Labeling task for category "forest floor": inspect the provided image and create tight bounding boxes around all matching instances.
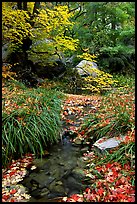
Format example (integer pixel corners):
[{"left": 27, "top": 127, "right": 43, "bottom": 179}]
[{"left": 2, "top": 87, "right": 135, "bottom": 202}]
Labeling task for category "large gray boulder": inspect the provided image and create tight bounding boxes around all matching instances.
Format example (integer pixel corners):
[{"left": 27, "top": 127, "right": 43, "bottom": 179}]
[
  {"left": 28, "top": 38, "right": 66, "bottom": 79},
  {"left": 3, "top": 38, "right": 66, "bottom": 80},
  {"left": 74, "top": 60, "right": 99, "bottom": 77}
]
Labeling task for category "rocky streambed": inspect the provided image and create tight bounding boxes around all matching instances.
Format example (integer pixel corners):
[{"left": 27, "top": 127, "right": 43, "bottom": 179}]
[
  {"left": 20, "top": 134, "right": 89, "bottom": 202},
  {"left": 19, "top": 96, "right": 98, "bottom": 202},
  {"left": 18, "top": 94, "right": 125, "bottom": 202}
]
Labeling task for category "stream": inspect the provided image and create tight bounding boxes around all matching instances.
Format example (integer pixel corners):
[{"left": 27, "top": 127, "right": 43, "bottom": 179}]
[
  {"left": 20, "top": 135, "right": 89, "bottom": 202},
  {"left": 19, "top": 97, "right": 97, "bottom": 202}
]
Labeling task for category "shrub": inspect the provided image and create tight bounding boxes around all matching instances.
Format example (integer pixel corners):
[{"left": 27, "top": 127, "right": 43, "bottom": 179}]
[
  {"left": 79, "top": 77, "right": 135, "bottom": 143},
  {"left": 54, "top": 67, "right": 84, "bottom": 94},
  {"left": 2, "top": 63, "right": 17, "bottom": 80},
  {"left": 2, "top": 80, "right": 64, "bottom": 167},
  {"left": 82, "top": 69, "right": 117, "bottom": 94},
  {"left": 112, "top": 74, "right": 135, "bottom": 88}
]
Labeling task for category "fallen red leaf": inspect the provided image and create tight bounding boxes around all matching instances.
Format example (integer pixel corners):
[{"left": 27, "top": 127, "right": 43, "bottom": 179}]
[
  {"left": 2, "top": 194, "right": 10, "bottom": 200},
  {"left": 97, "top": 187, "right": 104, "bottom": 196},
  {"left": 10, "top": 189, "right": 17, "bottom": 194},
  {"left": 9, "top": 198, "right": 15, "bottom": 202}
]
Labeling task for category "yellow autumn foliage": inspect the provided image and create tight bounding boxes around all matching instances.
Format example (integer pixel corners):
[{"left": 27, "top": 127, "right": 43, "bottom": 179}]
[
  {"left": 83, "top": 69, "right": 117, "bottom": 93},
  {"left": 76, "top": 52, "right": 117, "bottom": 93},
  {"left": 2, "top": 64, "right": 17, "bottom": 80},
  {"left": 2, "top": 2, "right": 33, "bottom": 49},
  {"left": 31, "top": 5, "right": 78, "bottom": 53},
  {"left": 2, "top": 2, "right": 79, "bottom": 61},
  {"left": 78, "top": 53, "right": 98, "bottom": 62}
]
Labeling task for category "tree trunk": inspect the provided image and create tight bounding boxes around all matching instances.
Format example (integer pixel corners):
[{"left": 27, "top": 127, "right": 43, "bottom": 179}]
[
  {"left": 33, "top": 2, "right": 40, "bottom": 15},
  {"left": 17, "top": 2, "right": 22, "bottom": 10},
  {"left": 23, "top": 2, "right": 27, "bottom": 11}
]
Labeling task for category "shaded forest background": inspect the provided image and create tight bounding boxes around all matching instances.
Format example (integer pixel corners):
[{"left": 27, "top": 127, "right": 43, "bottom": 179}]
[{"left": 2, "top": 2, "right": 135, "bottom": 87}]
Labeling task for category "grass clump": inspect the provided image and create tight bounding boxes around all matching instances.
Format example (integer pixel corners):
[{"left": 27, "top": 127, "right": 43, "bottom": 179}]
[
  {"left": 79, "top": 74, "right": 135, "bottom": 168},
  {"left": 2, "top": 80, "right": 64, "bottom": 167}
]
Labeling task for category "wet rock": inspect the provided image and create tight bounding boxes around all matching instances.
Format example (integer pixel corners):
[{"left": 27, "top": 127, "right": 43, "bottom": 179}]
[
  {"left": 72, "top": 168, "right": 86, "bottom": 181},
  {"left": 31, "top": 189, "right": 42, "bottom": 198},
  {"left": 32, "top": 159, "right": 50, "bottom": 170},
  {"left": 62, "top": 167, "right": 74, "bottom": 179},
  {"left": 40, "top": 188, "right": 50, "bottom": 197},
  {"left": 56, "top": 181, "right": 63, "bottom": 185},
  {"left": 64, "top": 176, "right": 85, "bottom": 192},
  {"left": 31, "top": 186, "right": 37, "bottom": 191},
  {"left": 28, "top": 172, "right": 55, "bottom": 189},
  {"left": 20, "top": 129, "right": 88, "bottom": 202},
  {"left": 58, "top": 162, "right": 65, "bottom": 166},
  {"left": 51, "top": 167, "right": 64, "bottom": 179},
  {"left": 49, "top": 181, "right": 66, "bottom": 195},
  {"left": 20, "top": 177, "right": 35, "bottom": 191},
  {"left": 76, "top": 157, "right": 86, "bottom": 168}
]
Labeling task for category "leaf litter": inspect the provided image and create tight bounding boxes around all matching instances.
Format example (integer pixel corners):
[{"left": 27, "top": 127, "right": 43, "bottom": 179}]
[{"left": 2, "top": 91, "right": 135, "bottom": 202}]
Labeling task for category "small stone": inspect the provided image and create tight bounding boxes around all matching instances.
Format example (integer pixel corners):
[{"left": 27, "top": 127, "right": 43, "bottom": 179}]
[
  {"left": 49, "top": 181, "right": 65, "bottom": 194},
  {"left": 56, "top": 181, "right": 63, "bottom": 185},
  {"left": 73, "top": 138, "right": 82, "bottom": 145},
  {"left": 81, "top": 147, "right": 89, "bottom": 153},
  {"left": 40, "top": 188, "right": 50, "bottom": 197}
]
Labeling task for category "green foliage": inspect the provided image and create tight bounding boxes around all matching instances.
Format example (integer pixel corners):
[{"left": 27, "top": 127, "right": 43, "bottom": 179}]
[
  {"left": 99, "top": 45, "right": 135, "bottom": 74},
  {"left": 2, "top": 2, "right": 135, "bottom": 76},
  {"left": 29, "top": 4, "right": 79, "bottom": 64},
  {"left": 69, "top": 2, "right": 135, "bottom": 74},
  {"left": 96, "top": 141, "right": 135, "bottom": 168},
  {"left": 80, "top": 75, "right": 135, "bottom": 142},
  {"left": 2, "top": 80, "right": 64, "bottom": 167},
  {"left": 112, "top": 74, "right": 135, "bottom": 88}
]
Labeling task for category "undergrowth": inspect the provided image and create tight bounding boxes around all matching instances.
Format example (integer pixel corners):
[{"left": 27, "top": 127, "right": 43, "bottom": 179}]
[{"left": 2, "top": 79, "right": 64, "bottom": 167}]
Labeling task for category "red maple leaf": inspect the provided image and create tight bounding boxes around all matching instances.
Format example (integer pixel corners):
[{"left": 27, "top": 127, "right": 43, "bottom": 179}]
[
  {"left": 97, "top": 187, "right": 104, "bottom": 196},
  {"left": 2, "top": 194, "right": 10, "bottom": 201},
  {"left": 10, "top": 189, "right": 17, "bottom": 194},
  {"left": 106, "top": 163, "right": 112, "bottom": 169}
]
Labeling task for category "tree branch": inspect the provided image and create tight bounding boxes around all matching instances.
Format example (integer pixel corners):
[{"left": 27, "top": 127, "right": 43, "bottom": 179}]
[
  {"left": 33, "top": 2, "right": 40, "bottom": 15},
  {"left": 23, "top": 2, "right": 27, "bottom": 11},
  {"left": 69, "top": 7, "right": 79, "bottom": 13},
  {"left": 17, "top": 2, "right": 22, "bottom": 10},
  {"left": 74, "top": 11, "right": 86, "bottom": 20},
  {"left": 31, "top": 50, "right": 49, "bottom": 54}
]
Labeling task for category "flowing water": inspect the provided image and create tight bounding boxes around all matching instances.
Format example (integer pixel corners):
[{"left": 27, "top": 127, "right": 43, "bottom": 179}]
[
  {"left": 20, "top": 135, "right": 88, "bottom": 202},
  {"left": 20, "top": 99, "right": 96, "bottom": 202}
]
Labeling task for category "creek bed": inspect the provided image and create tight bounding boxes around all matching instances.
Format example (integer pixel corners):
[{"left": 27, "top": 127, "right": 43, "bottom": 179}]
[
  {"left": 20, "top": 135, "right": 89, "bottom": 202},
  {"left": 19, "top": 99, "right": 97, "bottom": 202}
]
